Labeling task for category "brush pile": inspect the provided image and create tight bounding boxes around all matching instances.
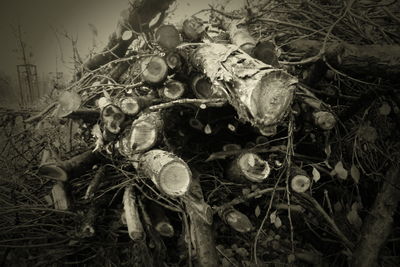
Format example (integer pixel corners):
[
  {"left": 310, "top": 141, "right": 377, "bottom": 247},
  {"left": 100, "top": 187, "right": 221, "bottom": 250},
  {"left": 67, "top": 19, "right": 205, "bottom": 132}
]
[{"left": 1, "top": 0, "right": 400, "bottom": 266}]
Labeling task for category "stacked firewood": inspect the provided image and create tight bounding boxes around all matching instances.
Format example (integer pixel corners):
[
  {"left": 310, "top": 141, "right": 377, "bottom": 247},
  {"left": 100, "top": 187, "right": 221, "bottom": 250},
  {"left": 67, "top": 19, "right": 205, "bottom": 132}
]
[{"left": 26, "top": 1, "right": 400, "bottom": 266}]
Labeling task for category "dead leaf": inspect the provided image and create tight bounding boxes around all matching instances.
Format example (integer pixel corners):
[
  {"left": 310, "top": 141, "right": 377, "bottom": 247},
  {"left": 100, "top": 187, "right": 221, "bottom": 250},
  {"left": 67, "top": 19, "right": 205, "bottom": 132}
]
[
  {"left": 312, "top": 166, "right": 321, "bottom": 182},
  {"left": 350, "top": 164, "right": 360, "bottom": 184},
  {"left": 270, "top": 210, "right": 282, "bottom": 228},
  {"left": 346, "top": 202, "right": 362, "bottom": 230},
  {"left": 55, "top": 91, "right": 81, "bottom": 118},
  {"left": 255, "top": 205, "right": 261, "bottom": 218},
  {"left": 379, "top": 102, "right": 391, "bottom": 116},
  {"left": 334, "top": 161, "right": 348, "bottom": 180}
]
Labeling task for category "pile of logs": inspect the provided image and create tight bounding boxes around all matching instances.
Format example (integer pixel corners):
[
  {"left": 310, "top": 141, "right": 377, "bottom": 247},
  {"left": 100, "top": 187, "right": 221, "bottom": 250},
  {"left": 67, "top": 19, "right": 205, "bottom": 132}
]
[{"left": 28, "top": 0, "right": 400, "bottom": 266}]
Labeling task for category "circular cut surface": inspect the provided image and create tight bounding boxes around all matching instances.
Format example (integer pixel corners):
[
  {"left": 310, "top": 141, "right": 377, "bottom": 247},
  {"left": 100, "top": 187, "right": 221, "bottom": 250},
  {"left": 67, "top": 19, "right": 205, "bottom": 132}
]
[
  {"left": 239, "top": 153, "right": 270, "bottom": 182},
  {"left": 291, "top": 175, "right": 310, "bottom": 193},
  {"left": 159, "top": 162, "right": 191, "bottom": 196},
  {"left": 130, "top": 121, "right": 157, "bottom": 151}
]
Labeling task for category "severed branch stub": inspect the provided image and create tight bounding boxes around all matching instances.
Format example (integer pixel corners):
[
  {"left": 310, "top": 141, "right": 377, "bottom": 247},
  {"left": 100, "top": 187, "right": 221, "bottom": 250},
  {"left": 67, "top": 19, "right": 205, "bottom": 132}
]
[
  {"left": 290, "top": 166, "right": 311, "bottom": 193},
  {"left": 218, "top": 206, "right": 253, "bottom": 233},
  {"left": 123, "top": 185, "right": 144, "bottom": 240},
  {"left": 226, "top": 152, "right": 270, "bottom": 183},
  {"left": 146, "top": 201, "right": 174, "bottom": 237},
  {"left": 117, "top": 111, "right": 163, "bottom": 157},
  {"left": 137, "top": 149, "right": 192, "bottom": 197},
  {"left": 190, "top": 74, "right": 225, "bottom": 99},
  {"left": 84, "top": 165, "right": 106, "bottom": 200}
]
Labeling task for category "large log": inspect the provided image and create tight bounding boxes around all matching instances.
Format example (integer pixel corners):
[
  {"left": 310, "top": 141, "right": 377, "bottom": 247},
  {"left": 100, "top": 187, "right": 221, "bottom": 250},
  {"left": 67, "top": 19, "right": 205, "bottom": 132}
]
[
  {"left": 79, "top": 0, "right": 175, "bottom": 76},
  {"left": 352, "top": 165, "right": 400, "bottom": 267},
  {"left": 286, "top": 40, "right": 400, "bottom": 81},
  {"left": 190, "top": 43, "right": 297, "bottom": 135}
]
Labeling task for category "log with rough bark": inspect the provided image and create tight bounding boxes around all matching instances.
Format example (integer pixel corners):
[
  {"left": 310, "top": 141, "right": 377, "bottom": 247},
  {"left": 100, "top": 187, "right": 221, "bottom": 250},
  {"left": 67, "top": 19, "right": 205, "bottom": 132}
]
[
  {"left": 286, "top": 40, "right": 400, "bottom": 81},
  {"left": 117, "top": 111, "right": 163, "bottom": 157},
  {"left": 183, "top": 174, "right": 219, "bottom": 267},
  {"left": 352, "top": 165, "right": 400, "bottom": 267},
  {"left": 226, "top": 152, "right": 270, "bottom": 183},
  {"left": 39, "top": 150, "right": 100, "bottom": 182},
  {"left": 79, "top": 0, "right": 175, "bottom": 76},
  {"left": 137, "top": 149, "right": 192, "bottom": 197},
  {"left": 123, "top": 185, "right": 144, "bottom": 240},
  {"left": 189, "top": 43, "right": 298, "bottom": 136}
]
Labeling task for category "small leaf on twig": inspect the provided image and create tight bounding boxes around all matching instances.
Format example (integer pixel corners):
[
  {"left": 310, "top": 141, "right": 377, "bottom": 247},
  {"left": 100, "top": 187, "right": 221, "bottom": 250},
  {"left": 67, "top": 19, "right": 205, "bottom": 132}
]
[
  {"left": 332, "top": 161, "right": 348, "bottom": 180},
  {"left": 255, "top": 205, "right": 261, "bottom": 218},
  {"left": 350, "top": 164, "right": 360, "bottom": 184},
  {"left": 379, "top": 102, "right": 391, "bottom": 116},
  {"left": 346, "top": 202, "right": 362, "bottom": 230},
  {"left": 312, "top": 166, "right": 320, "bottom": 182},
  {"left": 270, "top": 210, "right": 282, "bottom": 228}
]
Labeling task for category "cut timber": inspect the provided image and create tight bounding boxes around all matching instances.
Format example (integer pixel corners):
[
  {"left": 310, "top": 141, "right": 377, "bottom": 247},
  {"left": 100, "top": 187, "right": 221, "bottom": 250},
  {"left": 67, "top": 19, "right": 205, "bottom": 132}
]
[
  {"left": 140, "top": 56, "right": 168, "bottom": 85},
  {"left": 117, "top": 111, "right": 163, "bottom": 157},
  {"left": 146, "top": 201, "right": 174, "bottom": 237},
  {"left": 190, "top": 43, "right": 297, "bottom": 135},
  {"left": 155, "top": 24, "right": 182, "bottom": 50},
  {"left": 227, "top": 153, "right": 270, "bottom": 183},
  {"left": 159, "top": 80, "right": 186, "bottom": 100},
  {"left": 183, "top": 174, "right": 219, "bottom": 267},
  {"left": 123, "top": 185, "right": 144, "bottom": 240},
  {"left": 352, "top": 165, "right": 400, "bottom": 267},
  {"left": 253, "top": 41, "right": 280, "bottom": 67},
  {"left": 182, "top": 17, "right": 206, "bottom": 41},
  {"left": 165, "top": 51, "right": 182, "bottom": 72},
  {"left": 79, "top": 0, "right": 175, "bottom": 75},
  {"left": 286, "top": 40, "right": 400, "bottom": 81},
  {"left": 138, "top": 149, "right": 192, "bottom": 197},
  {"left": 218, "top": 207, "right": 253, "bottom": 233},
  {"left": 101, "top": 104, "right": 125, "bottom": 134},
  {"left": 39, "top": 150, "right": 100, "bottom": 182},
  {"left": 51, "top": 182, "right": 70, "bottom": 210},
  {"left": 190, "top": 74, "right": 225, "bottom": 99}
]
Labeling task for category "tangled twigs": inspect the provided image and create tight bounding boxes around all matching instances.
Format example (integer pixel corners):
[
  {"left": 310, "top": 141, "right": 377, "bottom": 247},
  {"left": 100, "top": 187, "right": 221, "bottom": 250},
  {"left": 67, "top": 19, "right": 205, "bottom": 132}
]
[{"left": 297, "top": 192, "right": 354, "bottom": 251}]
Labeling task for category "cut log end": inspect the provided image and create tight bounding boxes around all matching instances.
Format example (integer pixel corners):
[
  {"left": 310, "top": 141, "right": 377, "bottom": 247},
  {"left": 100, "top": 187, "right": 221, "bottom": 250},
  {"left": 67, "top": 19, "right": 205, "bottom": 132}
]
[
  {"left": 235, "top": 153, "right": 270, "bottom": 183},
  {"left": 141, "top": 56, "right": 168, "bottom": 84},
  {"left": 155, "top": 222, "right": 175, "bottom": 237},
  {"left": 38, "top": 165, "right": 68, "bottom": 182},
  {"left": 160, "top": 80, "right": 186, "bottom": 100},
  {"left": 118, "top": 97, "right": 140, "bottom": 116},
  {"left": 101, "top": 104, "right": 125, "bottom": 134},
  {"left": 165, "top": 52, "right": 182, "bottom": 71},
  {"left": 291, "top": 175, "right": 311, "bottom": 193},
  {"left": 182, "top": 17, "right": 205, "bottom": 41},
  {"left": 221, "top": 208, "right": 253, "bottom": 233},
  {"left": 155, "top": 24, "right": 182, "bottom": 50},
  {"left": 191, "top": 74, "right": 223, "bottom": 99},
  {"left": 313, "top": 111, "right": 336, "bottom": 130},
  {"left": 139, "top": 150, "right": 192, "bottom": 197},
  {"left": 159, "top": 161, "right": 192, "bottom": 196}
]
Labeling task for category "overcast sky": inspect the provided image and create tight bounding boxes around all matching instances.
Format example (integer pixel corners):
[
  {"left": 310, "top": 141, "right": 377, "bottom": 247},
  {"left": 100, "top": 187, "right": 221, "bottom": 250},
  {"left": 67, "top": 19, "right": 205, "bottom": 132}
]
[{"left": 0, "top": 0, "right": 244, "bottom": 81}]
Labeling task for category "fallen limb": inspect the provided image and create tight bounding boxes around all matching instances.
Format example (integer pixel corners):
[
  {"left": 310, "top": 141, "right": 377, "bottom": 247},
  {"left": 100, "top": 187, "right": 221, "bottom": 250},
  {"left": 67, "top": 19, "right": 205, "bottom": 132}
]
[
  {"left": 285, "top": 40, "right": 400, "bottom": 81},
  {"left": 123, "top": 185, "right": 144, "bottom": 240},
  {"left": 183, "top": 174, "right": 219, "bottom": 267},
  {"left": 352, "top": 165, "right": 400, "bottom": 267},
  {"left": 38, "top": 150, "right": 101, "bottom": 181}
]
